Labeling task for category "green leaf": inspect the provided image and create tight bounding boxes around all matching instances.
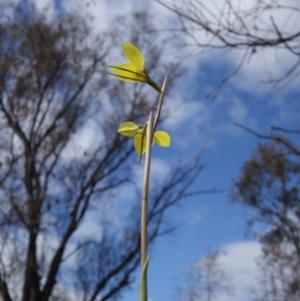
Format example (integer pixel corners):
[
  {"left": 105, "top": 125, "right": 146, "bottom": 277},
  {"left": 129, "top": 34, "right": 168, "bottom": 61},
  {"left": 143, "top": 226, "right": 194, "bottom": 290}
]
[
  {"left": 154, "top": 131, "right": 171, "bottom": 147},
  {"left": 140, "top": 258, "right": 149, "bottom": 301},
  {"left": 117, "top": 122, "right": 139, "bottom": 137},
  {"left": 133, "top": 123, "right": 148, "bottom": 164}
]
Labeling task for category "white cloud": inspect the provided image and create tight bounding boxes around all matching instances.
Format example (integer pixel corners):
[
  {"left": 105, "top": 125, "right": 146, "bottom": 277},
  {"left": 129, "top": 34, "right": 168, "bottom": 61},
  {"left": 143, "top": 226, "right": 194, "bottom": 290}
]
[
  {"left": 132, "top": 157, "right": 171, "bottom": 189},
  {"left": 163, "top": 95, "right": 212, "bottom": 151},
  {"left": 151, "top": 157, "right": 171, "bottom": 180},
  {"left": 228, "top": 98, "right": 248, "bottom": 122},
  {"left": 216, "top": 241, "right": 262, "bottom": 301},
  {"left": 31, "top": 0, "right": 55, "bottom": 20},
  {"left": 164, "top": 97, "right": 209, "bottom": 130},
  {"left": 60, "top": 0, "right": 177, "bottom": 35},
  {"left": 212, "top": 95, "right": 259, "bottom": 138},
  {"left": 62, "top": 0, "right": 121, "bottom": 32},
  {"left": 74, "top": 215, "right": 103, "bottom": 240},
  {"left": 0, "top": 0, "right": 18, "bottom": 21},
  {"left": 270, "top": 94, "right": 300, "bottom": 125},
  {"left": 178, "top": 240, "right": 263, "bottom": 301},
  {"left": 60, "top": 119, "right": 104, "bottom": 162}
]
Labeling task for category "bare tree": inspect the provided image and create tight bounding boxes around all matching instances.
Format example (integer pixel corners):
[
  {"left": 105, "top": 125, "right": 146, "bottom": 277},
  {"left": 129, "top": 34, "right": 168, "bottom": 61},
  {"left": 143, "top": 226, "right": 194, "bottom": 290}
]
[
  {"left": 156, "top": 0, "right": 300, "bottom": 97},
  {"left": 176, "top": 250, "right": 234, "bottom": 301},
  {"left": 0, "top": 6, "right": 205, "bottom": 301},
  {"left": 232, "top": 128, "right": 300, "bottom": 301}
]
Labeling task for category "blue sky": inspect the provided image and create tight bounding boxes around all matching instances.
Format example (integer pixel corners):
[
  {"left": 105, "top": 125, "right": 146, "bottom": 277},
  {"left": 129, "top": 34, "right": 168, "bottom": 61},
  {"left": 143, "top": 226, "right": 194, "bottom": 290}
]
[{"left": 7, "top": 0, "right": 300, "bottom": 301}]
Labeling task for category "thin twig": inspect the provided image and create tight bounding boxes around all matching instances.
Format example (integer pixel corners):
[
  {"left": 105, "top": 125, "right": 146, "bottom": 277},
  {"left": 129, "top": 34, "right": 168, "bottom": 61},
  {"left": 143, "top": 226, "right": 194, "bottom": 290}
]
[
  {"left": 234, "top": 122, "right": 273, "bottom": 140},
  {"left": 234, "top": 122, "right": 300, "bottom": 156}
]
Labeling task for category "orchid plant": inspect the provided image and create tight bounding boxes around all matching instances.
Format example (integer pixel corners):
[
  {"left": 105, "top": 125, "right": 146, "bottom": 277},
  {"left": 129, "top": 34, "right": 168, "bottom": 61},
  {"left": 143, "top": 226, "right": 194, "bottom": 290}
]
[
  {"left": 108, "top": 42, "right": 162, "bottom": 93},
  {"left": 108, "top": 42, "right": 170, "bottom": 301}
]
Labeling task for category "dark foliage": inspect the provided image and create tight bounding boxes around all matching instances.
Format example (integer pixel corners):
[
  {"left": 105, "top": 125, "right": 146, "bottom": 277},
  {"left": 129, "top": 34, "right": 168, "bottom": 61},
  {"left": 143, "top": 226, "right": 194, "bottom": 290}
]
[{"left": 233, "top": 131, "right": 300, "bottom": 301}]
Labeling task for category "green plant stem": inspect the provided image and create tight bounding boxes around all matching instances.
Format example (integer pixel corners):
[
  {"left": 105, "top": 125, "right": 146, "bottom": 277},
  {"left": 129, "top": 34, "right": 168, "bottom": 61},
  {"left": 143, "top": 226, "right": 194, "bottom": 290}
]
[
  {"left": 140, "top": 258, "right": 149, "bottom": 301},
  {"left": 141, "top": 111, "right": 153, "bottom": 268}
]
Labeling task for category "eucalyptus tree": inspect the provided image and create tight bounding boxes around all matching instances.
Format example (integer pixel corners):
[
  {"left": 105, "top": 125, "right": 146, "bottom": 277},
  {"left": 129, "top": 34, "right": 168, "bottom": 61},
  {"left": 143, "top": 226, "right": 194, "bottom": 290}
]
[{"left": 0, "top": 7, "right": 203, "bottom": 301}]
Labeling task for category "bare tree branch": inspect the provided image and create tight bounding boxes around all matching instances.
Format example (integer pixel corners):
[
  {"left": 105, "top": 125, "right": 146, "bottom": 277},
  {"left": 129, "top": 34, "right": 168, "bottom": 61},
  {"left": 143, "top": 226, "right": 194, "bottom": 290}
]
[{"left": 156, "top": 0, "right": 300, "bottom": 94}]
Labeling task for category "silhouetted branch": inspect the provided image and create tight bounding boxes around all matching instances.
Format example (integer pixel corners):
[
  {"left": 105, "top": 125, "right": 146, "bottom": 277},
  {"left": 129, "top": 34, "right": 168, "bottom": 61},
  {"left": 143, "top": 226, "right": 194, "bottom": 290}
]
[{"left": 234, "top": 122, "right": 300, "bottom": 156}]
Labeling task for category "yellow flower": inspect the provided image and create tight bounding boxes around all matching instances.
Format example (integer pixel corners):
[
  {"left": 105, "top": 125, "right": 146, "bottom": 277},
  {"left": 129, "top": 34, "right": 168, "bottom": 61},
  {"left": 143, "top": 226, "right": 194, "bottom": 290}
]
[
  {"left": 117, "top": 121, "right": 170, "bottom": 156},
  {"left": 108, "top": 43, "right": 162, "bottom": 93}
]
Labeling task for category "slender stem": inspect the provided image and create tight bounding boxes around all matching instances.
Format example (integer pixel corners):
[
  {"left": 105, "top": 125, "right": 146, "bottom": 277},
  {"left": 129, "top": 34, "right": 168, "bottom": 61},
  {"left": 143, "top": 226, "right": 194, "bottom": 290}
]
[
  {"left": 140, "top": 77, "right": 167, "bottom": 268},
  {"left": 141, "top": 111, "right": 153, "bottom": 268}
]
